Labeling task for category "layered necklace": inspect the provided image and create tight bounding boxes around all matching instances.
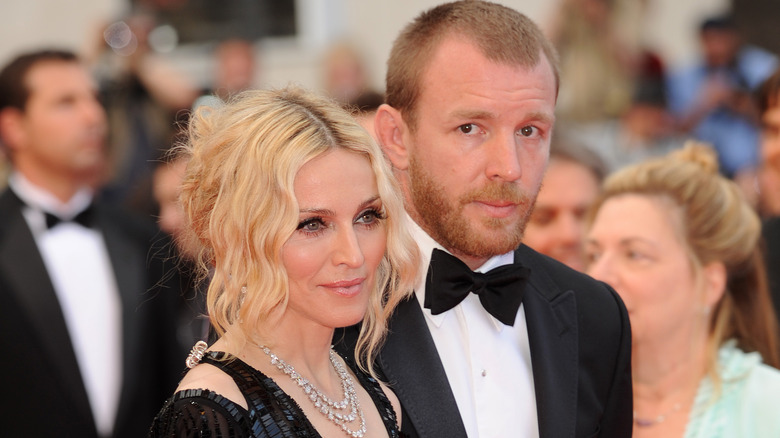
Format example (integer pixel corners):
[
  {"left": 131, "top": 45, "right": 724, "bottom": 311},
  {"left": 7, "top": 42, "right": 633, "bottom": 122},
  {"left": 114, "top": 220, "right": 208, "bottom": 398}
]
[{"left": 259, "top": 345, "right": 367, "bottom": 438}]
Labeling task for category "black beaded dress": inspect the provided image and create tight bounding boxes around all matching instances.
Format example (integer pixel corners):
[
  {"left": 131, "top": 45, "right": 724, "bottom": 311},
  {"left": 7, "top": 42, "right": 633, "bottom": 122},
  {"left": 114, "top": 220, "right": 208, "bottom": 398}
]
[{"left": 149, "top": 351, "right": 401, "bottom": 438}]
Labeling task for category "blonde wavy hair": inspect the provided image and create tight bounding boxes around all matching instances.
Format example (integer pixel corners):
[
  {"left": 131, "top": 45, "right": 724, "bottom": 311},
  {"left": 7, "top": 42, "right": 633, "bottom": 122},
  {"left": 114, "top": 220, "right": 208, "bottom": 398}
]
[
  {"left": 178, "top": 87, "right": 420, "bottom": 374},
  {"left": 587, "top": 142, "right": 780, "bottom": 376}
]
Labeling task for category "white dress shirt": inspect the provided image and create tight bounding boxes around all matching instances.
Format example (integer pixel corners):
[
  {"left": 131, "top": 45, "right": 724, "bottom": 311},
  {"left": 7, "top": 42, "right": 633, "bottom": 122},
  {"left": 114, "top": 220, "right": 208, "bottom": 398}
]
[
  {"left": 10, "top": 173, "right": 122, "bottom": 437},
  {"left": 408, "top": 215, "right": 539, "bottom": 438}
]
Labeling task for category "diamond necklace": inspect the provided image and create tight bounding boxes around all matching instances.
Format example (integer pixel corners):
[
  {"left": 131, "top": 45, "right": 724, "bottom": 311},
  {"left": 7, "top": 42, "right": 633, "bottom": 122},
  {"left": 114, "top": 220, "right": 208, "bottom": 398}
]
[{"left": 259, "top": 345, "right": 367, "bottom": 438}]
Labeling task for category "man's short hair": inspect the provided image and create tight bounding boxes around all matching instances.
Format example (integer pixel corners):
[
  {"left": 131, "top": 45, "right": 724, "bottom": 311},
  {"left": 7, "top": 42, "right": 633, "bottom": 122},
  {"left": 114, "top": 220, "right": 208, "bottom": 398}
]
[
  {"left": 385, "top": 0, "right": 559, "bottom": 131},
  {"left": 0, "top": 49, "right": 79, "bottom": 112}
]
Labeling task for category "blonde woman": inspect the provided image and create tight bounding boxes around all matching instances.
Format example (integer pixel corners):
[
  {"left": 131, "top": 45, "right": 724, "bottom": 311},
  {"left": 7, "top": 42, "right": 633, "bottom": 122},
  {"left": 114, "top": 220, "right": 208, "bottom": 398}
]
[
  {"left": 585, "top": 143, "right": 780, "bottom": 437},
  {"left": 149, "top": 87, "right": 419, "bottom": 437}
]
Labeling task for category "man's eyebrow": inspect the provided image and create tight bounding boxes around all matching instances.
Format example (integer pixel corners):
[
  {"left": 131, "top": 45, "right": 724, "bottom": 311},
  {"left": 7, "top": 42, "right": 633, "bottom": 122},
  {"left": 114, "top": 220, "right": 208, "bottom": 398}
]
[
  {"left": 448, "top": 109, "right": 496, "bottom": 121},
  {"left": 525, "top": 111, "right": 555, "bottom": 125}
]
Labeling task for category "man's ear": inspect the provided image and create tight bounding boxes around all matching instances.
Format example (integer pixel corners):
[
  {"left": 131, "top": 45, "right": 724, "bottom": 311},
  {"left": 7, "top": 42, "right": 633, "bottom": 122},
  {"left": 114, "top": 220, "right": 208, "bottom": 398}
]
[
  {"left": 375, "top": 103, "right": 410, "bottom": 171},
  {"left": 0, "top": 107, "right": 26, "bottom": 152}
]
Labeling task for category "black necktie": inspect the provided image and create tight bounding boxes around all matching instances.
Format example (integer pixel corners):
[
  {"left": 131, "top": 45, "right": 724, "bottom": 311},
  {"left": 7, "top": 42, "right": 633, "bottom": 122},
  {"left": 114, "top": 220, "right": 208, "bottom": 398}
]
[
  {"left": 44, "top": 206, "right": 94, "bottom": 229},
  {"left": 424, "top": 248, "right": 531, "bottom": 326}
]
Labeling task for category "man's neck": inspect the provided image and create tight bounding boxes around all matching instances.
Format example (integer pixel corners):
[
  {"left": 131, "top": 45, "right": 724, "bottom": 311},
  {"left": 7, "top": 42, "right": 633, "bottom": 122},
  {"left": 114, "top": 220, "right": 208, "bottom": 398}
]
[
  {"left": 14, "top": 165, "right": 87, "bottom": 204},
  {"left": 406, "top": 211, "right": 491, "bottom": 271}
]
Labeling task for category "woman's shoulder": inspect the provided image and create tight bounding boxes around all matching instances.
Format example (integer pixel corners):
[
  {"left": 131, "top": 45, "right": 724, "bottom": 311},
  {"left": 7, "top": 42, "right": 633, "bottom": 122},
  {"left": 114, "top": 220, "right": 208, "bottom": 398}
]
[
  {"left": 149, "top": 388, "right": 254, "bottom": 438},
  {"left": 717, "top": 344, "right": 780, "bottom": 435},
  {"left": 177, "top": 352, "right": 250, "bottom": 410}
]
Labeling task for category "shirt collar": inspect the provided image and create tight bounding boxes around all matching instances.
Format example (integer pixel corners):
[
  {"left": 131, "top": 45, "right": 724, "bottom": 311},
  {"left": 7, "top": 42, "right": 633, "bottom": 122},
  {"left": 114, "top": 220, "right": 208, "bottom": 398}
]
[
  {"left": 407, "top": 214, "right": 515, "bottom": 328},
  {"left": 9, "top": 172, "right": 93, "bottom": 218}
]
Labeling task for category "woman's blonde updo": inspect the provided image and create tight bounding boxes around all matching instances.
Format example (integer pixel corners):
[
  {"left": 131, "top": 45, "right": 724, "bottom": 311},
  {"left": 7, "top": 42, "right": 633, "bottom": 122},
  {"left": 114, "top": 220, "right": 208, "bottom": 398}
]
[
  {"left": 588, "top": 142, "right": 779, "bottom": 369},
  {"left": 177, "top": 86, "right": 419, "bottom": 373}
]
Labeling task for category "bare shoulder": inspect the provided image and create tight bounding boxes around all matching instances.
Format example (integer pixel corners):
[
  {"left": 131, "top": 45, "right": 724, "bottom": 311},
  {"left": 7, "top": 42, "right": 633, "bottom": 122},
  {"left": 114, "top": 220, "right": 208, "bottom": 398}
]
[
  {"left": 177, "top": 362, "right": 248, "bottom": 410},
  {"left": 378, "top": 381, "right": 402, "bottom": 428}
]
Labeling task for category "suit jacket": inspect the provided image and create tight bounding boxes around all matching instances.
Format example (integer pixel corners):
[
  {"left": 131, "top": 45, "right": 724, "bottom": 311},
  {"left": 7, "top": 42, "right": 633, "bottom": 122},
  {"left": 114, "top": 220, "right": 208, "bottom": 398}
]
[
  {"left": 763, "top": 216, "right": 780, "bottom": 327},
  {"left": 0, "top": 188, "right": 182, "bottom": 438},
  {"left": 336, "top": 244, "right": 632, "bottom": 438}
]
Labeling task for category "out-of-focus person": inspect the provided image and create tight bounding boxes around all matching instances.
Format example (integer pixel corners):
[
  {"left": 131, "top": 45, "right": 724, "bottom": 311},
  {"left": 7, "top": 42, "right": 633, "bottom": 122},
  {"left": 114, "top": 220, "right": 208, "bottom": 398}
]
[
  {"left": 546, "top": 0, "right": 645, "bottom": 123},
  {"left": 321, "top": 41, "right": 370, "bottom": 105},
  {"left": 212, "top": 38, "right": 257, "bottom": 101},
  {"left": 756, "top": 67, "right": 780, "bottom": 331},
  {"left": 666, "top": 15, "right": 777, "bottom": 180},
  {"left": 148, "top": 86, "right": 419, "bottom": 437},
  {"left": 585, "top": 143, "right": 780, "bottom": 438},
  {"left": 344, "top": 89, "right": 384, "bottom": 140},
  {"left": 0, "top": 49, "right": 180, "bottom": 438},
  {"left": 565, "top": 52, "right": 688, "bottom": 173},
  {"left": 152, "top": 153, "right": 212, "bottom": 352},
  {"left": 193, "top": 38, "right": 259, "bottom": 111},
  {"left": 524, "top": 134, "right": 606, "bottom": 271},
  {"left": 88, "top": 12, "right": 199, "bottom": 215}
]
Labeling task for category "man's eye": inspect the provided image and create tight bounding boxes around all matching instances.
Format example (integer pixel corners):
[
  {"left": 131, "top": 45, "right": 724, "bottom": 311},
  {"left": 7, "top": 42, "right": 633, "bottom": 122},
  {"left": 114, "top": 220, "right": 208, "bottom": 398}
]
[
  {"left": 518, "top": 126, "right": 537, "bottom": 137},
  {"left": 459, "top": 124, "right": 477, "bottom": 134}
]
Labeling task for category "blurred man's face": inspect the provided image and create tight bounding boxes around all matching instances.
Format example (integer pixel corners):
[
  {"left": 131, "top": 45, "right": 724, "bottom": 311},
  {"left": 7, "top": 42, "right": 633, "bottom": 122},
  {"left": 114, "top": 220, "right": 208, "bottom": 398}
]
[
  {"left": 701, "top": 29, "right": 740, "bottom": 68},
  {"left": 153, "top": 159, "right": 199, "bottom": 260},
  {"left": 762, "top": 94, "right": 780, "bottom": 174},
  {"left": 524, "top": 158, "right": 600, "bottom": 271},
  {"left": 12, "top": 60, "right": 107, "bottom": 181}
]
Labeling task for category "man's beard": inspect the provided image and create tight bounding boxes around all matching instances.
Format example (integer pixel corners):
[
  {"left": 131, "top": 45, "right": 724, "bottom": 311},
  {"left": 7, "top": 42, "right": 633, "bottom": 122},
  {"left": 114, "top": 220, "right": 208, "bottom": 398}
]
[{"left": 407, "top": 153, "right": 537, "bottom": 259}]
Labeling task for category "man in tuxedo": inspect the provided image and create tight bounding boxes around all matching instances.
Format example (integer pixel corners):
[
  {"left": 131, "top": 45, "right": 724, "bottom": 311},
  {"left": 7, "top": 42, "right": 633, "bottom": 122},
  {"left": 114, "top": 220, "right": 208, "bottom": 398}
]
[
  {"left": 364, "top": 2, "right": 633, "bottom": 436},
  {"left": 0, "top": 49, "right": 180, "bottom": 437}
]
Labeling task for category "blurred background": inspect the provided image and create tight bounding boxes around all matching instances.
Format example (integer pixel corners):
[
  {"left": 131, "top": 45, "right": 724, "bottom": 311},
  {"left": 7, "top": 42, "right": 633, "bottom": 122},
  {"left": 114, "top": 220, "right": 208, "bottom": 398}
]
[{"left": 4, "top": 0, "right": 773, "bottom": 95}]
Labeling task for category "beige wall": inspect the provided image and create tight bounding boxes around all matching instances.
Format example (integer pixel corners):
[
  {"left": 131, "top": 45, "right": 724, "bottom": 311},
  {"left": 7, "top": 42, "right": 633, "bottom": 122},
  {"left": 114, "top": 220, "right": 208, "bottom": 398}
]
[{"left": 0, "top": 0, "right": 729, "bottom": 94}]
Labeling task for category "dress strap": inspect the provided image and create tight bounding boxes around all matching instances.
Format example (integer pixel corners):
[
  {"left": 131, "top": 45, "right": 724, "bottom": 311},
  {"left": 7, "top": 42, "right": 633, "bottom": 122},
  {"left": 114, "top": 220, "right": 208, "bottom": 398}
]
[
  {"left": 341, "top": 354, "right": 401, "bottom": 437},
  {"left": 199, "top": 351, "right": 321, "bottom": 437},
  {"left": 200, "top": 352, "right": 259, "bottom": 401}
]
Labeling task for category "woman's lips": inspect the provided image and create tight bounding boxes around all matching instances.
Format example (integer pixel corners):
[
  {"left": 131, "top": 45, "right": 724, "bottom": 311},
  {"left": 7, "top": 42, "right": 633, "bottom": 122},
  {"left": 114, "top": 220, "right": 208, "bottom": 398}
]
[{"left": 321, "top": 277, "right": 365, "bottom": 297}]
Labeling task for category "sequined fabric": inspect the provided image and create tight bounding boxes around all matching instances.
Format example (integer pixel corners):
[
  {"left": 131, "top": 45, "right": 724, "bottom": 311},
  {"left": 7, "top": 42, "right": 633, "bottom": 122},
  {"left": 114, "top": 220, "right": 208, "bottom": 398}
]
[{"left": 149, "top": 351, "right": 401, "bottom": 437}]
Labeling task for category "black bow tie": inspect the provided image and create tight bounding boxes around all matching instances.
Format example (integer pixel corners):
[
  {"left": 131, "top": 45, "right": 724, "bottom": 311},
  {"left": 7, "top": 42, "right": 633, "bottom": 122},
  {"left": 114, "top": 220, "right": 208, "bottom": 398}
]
[
  {"left": 423, "top": 248, "right": 531, "bottom": 326},
  {"left": 44, "top": 206, "right": 94, "bottom": 229}
]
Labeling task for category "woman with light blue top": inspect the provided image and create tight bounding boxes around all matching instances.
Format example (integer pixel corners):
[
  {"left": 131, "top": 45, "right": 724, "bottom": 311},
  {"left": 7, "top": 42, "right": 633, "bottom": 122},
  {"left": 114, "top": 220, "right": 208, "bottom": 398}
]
[{"left": 584, "top": 142, "right": 780, "bottom": 438}]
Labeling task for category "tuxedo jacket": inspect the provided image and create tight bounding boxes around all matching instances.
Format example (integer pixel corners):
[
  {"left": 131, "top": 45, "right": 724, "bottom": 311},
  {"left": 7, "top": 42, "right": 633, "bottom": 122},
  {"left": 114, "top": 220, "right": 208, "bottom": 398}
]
[
  {"left": 763, "top": 217, "right": 780, "bottom": 326},
  {"left": 0, "top": 188, "right": 182, "bottom": 438},
  {"left": 337, "top": 244, "right": 632, "bottom": 438}
]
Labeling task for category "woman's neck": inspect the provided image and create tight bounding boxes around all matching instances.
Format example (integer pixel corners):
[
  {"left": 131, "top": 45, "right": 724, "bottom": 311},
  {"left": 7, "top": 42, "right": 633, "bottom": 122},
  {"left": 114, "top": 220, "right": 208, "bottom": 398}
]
[
  {"left": 632, "top": 333, "right": 708, "bottom": 405},
  {"left": 234, "top": 315, "right": 340, "bottom": 394}
]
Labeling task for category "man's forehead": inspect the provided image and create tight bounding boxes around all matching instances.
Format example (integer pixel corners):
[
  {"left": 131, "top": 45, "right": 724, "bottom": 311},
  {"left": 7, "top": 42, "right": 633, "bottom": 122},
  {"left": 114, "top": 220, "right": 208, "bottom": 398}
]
[{"left": 26, "top": 61, "right": 93, "bottom": 98}]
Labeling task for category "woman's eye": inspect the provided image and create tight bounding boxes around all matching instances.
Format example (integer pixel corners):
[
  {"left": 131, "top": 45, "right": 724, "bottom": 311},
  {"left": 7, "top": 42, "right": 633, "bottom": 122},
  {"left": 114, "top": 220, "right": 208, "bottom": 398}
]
[
  {"left": 357, "top": 212, "right": 377, "bottom": 224},
  {"left": 297, "top": 218, "right": 324, "bottom": 233},
  {"left": 356, "top": 208, "right": 385, "bottom": 226},
  {"left": 626, "top": 250, "right": 647, "bottom": 261}
]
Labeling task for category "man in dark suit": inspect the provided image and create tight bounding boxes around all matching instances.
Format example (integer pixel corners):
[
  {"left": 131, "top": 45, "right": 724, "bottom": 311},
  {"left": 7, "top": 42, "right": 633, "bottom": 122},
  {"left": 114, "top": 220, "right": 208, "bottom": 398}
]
[
  {"left": 756, "top": 67, "right": 780, "bottom": 326},
  {"left": 345, "top": 2, "right": 633, "bottom": 436},
  {"left": 0, "top": 49, "right": 180, "bottom": 438}
]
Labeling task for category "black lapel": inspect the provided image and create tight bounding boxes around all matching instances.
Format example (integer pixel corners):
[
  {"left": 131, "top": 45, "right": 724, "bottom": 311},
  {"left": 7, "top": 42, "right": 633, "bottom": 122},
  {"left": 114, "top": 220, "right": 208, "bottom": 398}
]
[
  {"left": 379, "top": 295, "right": 468, "bottom": 438},
  {"left": 0, "top": 189, "right": 95, "bottom": 427},
  {"left": 97, "top": 207, "right": 146, "bottom": 425},
  {"left": 516, "top": 246, "right": 578, "bottom": 438}
]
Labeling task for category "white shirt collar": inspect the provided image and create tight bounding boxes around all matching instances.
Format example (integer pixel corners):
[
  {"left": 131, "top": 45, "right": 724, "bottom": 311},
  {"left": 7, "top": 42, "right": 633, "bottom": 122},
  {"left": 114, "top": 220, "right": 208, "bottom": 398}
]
[
  {"left": 407, "top": 214, "right": 515, "bottom": 329},
  {"left": 9, "top": 172, "right": 93, "bottom": 218}
]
